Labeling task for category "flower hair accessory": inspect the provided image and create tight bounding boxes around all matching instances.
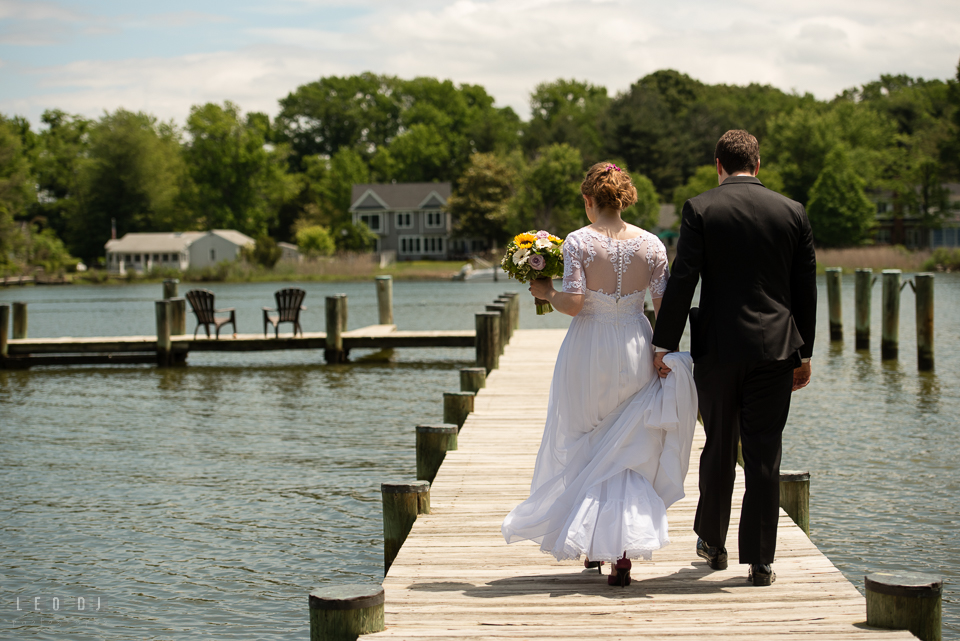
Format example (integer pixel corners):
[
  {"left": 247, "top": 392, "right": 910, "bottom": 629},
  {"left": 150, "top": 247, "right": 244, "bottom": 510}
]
[{"left": 605, "top": 163, "right": 622, "bottom": 173}]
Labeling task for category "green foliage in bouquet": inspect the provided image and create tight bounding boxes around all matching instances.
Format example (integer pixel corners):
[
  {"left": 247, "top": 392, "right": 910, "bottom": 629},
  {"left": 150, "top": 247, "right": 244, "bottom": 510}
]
[{"left": 500, "top": 230, "right": 564, "bottom": 314}]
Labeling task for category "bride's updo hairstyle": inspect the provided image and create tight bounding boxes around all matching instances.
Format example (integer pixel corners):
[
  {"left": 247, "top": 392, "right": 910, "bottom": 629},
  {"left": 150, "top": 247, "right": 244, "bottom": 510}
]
[{"left": 580, "top": 162, "right": 638, "bottom": 212}]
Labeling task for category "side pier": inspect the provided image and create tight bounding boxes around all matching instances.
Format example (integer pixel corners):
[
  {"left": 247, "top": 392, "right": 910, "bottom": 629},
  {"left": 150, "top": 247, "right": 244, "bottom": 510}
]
[{"left": 367, "top": 328, "right": 917, "bottom": 640}]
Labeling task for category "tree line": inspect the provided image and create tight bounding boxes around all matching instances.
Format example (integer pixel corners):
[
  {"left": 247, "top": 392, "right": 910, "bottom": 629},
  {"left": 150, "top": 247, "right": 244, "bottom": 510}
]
[{"left": 1, "top": 63, "right": 958, "bottom": 271}]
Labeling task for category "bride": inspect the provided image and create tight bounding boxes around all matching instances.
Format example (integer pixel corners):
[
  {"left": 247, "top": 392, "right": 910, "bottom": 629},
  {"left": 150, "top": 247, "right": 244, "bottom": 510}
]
[{"left": 501, "top": 162, "right": 698, "bottom": 586}]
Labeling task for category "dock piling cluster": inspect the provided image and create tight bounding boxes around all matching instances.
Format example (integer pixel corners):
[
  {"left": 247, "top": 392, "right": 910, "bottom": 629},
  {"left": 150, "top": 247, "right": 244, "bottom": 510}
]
[{"left": 824, "top": 267, "right": 935, "bottom": 370}]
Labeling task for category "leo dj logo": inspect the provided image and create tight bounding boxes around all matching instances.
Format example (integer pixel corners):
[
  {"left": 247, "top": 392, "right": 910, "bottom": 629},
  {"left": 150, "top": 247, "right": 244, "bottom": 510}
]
[{"left": 14, "top": 595, "right": 106, "bottom": 612}]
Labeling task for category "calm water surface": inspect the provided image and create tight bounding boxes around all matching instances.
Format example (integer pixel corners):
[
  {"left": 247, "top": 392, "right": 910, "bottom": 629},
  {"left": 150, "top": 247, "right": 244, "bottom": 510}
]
[{"left": 1, "top": 276, "right": 957, "bottom": 638}]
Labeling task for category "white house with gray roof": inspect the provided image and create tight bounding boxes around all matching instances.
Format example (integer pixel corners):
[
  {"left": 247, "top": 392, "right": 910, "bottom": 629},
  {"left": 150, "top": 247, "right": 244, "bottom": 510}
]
[
  {"left": 349, "top": 182, "right": 491, "bottom": 260},
  {"left": 104, "top": 230, "right": 255, "bottom": 273}
]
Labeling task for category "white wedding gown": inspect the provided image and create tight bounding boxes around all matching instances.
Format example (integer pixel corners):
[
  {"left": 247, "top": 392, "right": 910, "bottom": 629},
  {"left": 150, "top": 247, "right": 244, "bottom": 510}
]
[{"left": 501, "top": 227, "right": 698, "bottom": 562}]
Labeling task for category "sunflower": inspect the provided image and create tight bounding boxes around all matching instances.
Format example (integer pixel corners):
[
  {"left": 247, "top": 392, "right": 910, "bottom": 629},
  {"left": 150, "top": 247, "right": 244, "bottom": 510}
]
[{"left": 514, "top": 232, "right": 537, "bottom": 244}]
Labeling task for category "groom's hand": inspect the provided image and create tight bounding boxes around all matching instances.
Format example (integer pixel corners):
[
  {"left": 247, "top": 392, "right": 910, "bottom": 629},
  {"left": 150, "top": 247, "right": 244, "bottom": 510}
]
[
  {"left": 792, "top": 361, "right": 812, "bottom": 391},
  {"left": 653, "top": 352, "right": 671, "bottom": 378}
]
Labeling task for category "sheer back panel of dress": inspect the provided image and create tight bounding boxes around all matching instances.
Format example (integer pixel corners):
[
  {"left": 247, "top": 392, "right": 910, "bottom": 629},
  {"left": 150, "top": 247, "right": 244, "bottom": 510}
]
[{"left": 562, "top": 228, "right": 668, "bottom": 300}]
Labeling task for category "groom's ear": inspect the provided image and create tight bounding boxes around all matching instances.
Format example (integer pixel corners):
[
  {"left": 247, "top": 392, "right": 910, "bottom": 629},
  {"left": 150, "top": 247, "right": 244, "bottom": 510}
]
[{"left": 754, "top": 158, "right": 761, "bottom": 177}]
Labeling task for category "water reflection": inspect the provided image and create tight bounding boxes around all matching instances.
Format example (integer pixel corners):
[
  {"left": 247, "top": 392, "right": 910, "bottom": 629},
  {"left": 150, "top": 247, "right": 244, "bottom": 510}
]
[
  {"left": 880, "top": 358, "right": 905, "bottom": 402},
  {"left": 917, "top": 372, "right": 940, "bottom": 413},
  {"left": 853, "top": 349, "right": 874, "bottom": 383}
]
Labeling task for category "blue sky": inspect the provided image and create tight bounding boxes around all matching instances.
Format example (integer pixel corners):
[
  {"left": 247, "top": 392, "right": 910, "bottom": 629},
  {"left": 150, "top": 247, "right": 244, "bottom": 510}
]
[{"left": 2, "top": 0, "right": 958, "bottom": 126}]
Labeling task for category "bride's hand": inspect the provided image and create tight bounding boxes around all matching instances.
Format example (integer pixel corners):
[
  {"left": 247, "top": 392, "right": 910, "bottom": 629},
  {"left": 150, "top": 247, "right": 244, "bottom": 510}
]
[
  {"left": 529, "top": 278, "right": 554, "bottom": 299},
  {"left": 653, "top": 352, "right": 671, "bottom": 378}
]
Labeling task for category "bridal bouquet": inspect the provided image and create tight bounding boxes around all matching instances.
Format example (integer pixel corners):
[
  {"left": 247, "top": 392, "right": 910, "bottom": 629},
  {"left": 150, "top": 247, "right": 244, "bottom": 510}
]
[{"left": 500, "top": 230, "right": 564, "bottom": 315}]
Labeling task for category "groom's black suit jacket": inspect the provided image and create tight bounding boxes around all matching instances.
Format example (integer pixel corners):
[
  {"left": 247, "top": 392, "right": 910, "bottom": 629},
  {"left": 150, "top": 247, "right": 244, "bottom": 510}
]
[{"left": 652, "top": 175, "right": 817, "bottom": 365}]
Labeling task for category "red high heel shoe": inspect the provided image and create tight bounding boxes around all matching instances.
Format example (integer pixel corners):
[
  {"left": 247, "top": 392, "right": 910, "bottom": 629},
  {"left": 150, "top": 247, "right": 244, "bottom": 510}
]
[
  {"left": 584, "top": 558, "right": 604, "bottom": 574},
  {"left": 607, "top": 555, "right": 631, "bottom": 587}
]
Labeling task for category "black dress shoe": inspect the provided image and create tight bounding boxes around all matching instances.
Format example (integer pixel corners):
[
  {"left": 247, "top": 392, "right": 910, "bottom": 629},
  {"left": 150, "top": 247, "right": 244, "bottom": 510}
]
[
  {"left": 748, "top": 563, "right": 775, "bottom": 586},
  {"left": 696, "top": 537, "right": 728, "bottom": 570}
]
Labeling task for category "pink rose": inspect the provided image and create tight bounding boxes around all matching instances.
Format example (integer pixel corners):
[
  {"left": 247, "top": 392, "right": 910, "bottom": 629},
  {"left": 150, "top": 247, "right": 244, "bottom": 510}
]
[
  {"left": 528, "top": 254, "right": 546, "bottom": 271},
  {"left": 536, "top": 230, "right": 550, "bottom": 239}
]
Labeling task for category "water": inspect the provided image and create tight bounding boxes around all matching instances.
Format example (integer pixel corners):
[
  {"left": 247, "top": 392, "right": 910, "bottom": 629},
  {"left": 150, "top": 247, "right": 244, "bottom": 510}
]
[{"left": 1, "top": 276, "right": 957, "bottom": 638}]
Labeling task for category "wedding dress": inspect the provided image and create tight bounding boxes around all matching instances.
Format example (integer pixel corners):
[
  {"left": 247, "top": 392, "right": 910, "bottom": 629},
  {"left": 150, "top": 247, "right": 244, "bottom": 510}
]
[{"left": 501, "top": 227, "right": 698, "bottom": 562}]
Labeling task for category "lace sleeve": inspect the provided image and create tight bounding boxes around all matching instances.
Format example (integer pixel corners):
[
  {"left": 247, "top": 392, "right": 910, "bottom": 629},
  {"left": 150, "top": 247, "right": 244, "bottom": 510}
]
[
  {"left": 648, "top": 237, "right": 669, "bottom": 299},
  {"left": 561, "top": 232, "right": 584, "bottom": 294}
]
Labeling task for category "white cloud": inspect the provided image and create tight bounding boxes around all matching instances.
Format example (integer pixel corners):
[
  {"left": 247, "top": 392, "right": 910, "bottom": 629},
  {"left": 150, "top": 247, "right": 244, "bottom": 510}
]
[{"left": 1, "top": 0, "right": 958, "bottom": 125}]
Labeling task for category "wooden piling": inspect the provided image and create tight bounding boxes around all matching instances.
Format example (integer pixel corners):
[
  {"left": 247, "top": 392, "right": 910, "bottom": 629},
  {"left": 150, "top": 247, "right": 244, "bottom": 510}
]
[
  {"left": 443, "top": 391, "right": 475, "bottom": 430},
  {"left": 866, "top": 572, "right": 942, "bottom": 641},
  {"left": 381, "top": 481, "right": 430, "bottom": 572},
  {"left": 855, "top": 268, "right": 873, "bottom": 350},
  {"left": 495, "top": 297, "right": 513, "bottom": 343},
  {"left": 459, "top": 367, "right": 486, "bottom": 393},
  {"left": 155, "top": 300, "right": 172, "bottom": 367},
  {"left": 162, "top": 278, "right": 179, "bottom": 300},
  {"left": 416, "top": 424, "right": 458, "bottom": 484},
  {"left": 485, "top": 303, "right": 508, "bottom": 355},
  {"left": 336, "top": 293, "right": 348, "bottom": 331},
  {"left": 914, "top": 273, "right": 934, "bottom": 371},
  {"left": 501, "top": 292, "right": 520, "bottom": 331},
  {"left": 12, "top": 301, "right": 27, "bottom": 339},
  {"left": 325, "top": 296, "right": 344, "bottom": 363},
  {"left": 0, "top": 304, "right": 8, "bottom": 358},
  {"left": 376, "top": 276, "right": 394, "bottom": 325},
  {"left": 779, "top": 470, "right": 810, "bottom": 536},
  {"left": 826, "top": 268, "right": 842, "bottom": 341},
  {"left": 882, "top": 270, "right": 901, "bottom": 360},
  {"left": 475, "top": 311, "right": 500, "bottom": 373},
  {"left": 309, "top": 584, "right": 385, "bottom": 641},
  {"left": 169, "top": 298, "right": 186, "bottom": 335}
]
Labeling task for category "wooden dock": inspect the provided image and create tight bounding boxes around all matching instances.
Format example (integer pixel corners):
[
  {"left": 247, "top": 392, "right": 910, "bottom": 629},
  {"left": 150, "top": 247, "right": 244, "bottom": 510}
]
[
  {"left": 1, "top": 325, "right": 475, "bottom": 367},
  {"left": 370, "top": 328, "right": 914, "bottom": 640}
]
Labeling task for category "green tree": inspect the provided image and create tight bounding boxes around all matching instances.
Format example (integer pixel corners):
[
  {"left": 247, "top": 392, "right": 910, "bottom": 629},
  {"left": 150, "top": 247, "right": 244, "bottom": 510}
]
[
  {"left": 447, "top": 152, "right": 518, "bottom": 248},
  {"left": 623, "top": 172, "right": 660, "bottom": 230},
  {"left": 31, "top": 110, "right": 91, "bottom": 242},
  {"left": 0, "top": 116, "right": 35, "bottom": 269},
  {"left": 672, "top": 165, "right": 718, "bottom": 215},
  {"left": 276, "top": 73, "right": 404, "bottom": 170},
  {"left": 184, "top": 102, "right": 293, "bottom": 237},
  {"left": 333, "top": 221, "right": 377, "bottom": 252},
  {"left": 524, "top": 79, "right": 609, "bottom": 164},
  {"left": 26, "top": 225, "right": 76, "bottom": 272},
  {"left": 765, "top": 101, "right": 896, "bottom": 205},
  {"left": 70, "top": 109, "right": 190, "bottom": 262},
  {"left": 806, "top": 147, "right": 876, "bottom": 247},
  {"left": 512, "top": 144, "right": 584, "bottom": 235},
  {"left": 242, "top": 234, "right": 282, "bottom": 268},
  {"left": 295, "top": 224, "right": 335, "bottom": 258}
]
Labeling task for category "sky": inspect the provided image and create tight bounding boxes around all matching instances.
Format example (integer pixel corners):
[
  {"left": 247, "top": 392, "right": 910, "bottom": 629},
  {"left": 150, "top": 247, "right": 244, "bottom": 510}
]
[{"left": 1, "top": 0, "right": 959, "bottom": 127}]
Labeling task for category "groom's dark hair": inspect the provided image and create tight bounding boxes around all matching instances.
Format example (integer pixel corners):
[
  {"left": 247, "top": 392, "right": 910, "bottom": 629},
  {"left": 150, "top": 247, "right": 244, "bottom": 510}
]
[{"left": 715, "top": 130, "right": 759, "bottom": 174}]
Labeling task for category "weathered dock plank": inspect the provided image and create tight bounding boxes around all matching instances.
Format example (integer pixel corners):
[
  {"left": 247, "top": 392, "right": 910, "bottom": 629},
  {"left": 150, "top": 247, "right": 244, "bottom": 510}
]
[
  {"left": 5, "top": 326, "right": 475, "bottom": 355},
  {"left": 368, "top": 328, "right": 913, "bottom": 641}
]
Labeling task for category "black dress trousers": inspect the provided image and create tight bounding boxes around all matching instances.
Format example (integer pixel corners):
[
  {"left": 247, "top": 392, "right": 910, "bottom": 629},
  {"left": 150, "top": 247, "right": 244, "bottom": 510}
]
[{"left": 693, "top": 357, "right": 795, "bottom": 565}]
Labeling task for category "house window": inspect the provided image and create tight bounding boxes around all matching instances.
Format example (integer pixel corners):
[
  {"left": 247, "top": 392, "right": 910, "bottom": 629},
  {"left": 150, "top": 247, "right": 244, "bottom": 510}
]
[
  {"left": 425, "top": 211, "right": 443, "bottom": 228},
  {"left": 134, "top": 254, "right": 141, "bottom": 262},
  {"left": 360, "top": 213, "right": 382, "bottom": 232},
  {"left": 162, "top": 254, "right": 169, "bottom": 262},
  {"left": 396, "top": 212, "right": 414, "bottom": 229},
  {"left": 210, "top": 248, "right": 216, "bottom": 262},
  {"left": 876, "top": 228, "right": 892, "bottom": 244},
  {"left": 424, "top": 237, "right": 444, "bottom": 254},
  {"left": 125, "top": 254, "right": 131, "bottom": 262},
  {"left": 401, "top": 236, "right": 445, "bottom": 255},
  {"left": 153, "top": 254, "right": 160, "bottom": 261},
  {"left": 399, "top": 236, "right": 421, "bottom": 255}
]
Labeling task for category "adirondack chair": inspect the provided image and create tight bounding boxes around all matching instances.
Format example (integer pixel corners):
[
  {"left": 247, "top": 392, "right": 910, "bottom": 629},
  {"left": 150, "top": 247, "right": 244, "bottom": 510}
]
[
  {"left": 262, "top": 288, "right": 307, "bottom": 337},
  {"left": 185, "top": 289, "right": 237, "bottom": 339}
]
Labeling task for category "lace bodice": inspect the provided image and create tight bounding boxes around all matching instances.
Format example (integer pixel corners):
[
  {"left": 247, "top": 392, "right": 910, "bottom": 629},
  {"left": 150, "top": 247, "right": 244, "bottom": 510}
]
[{"left": 562, "top": 227, "right": 668, "bottom": 301}]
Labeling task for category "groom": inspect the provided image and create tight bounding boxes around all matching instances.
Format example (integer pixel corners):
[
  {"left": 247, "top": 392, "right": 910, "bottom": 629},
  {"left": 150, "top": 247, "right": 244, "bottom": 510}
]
[{"left": 651, "top": 130, "right": 817, "bottom": 586}]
